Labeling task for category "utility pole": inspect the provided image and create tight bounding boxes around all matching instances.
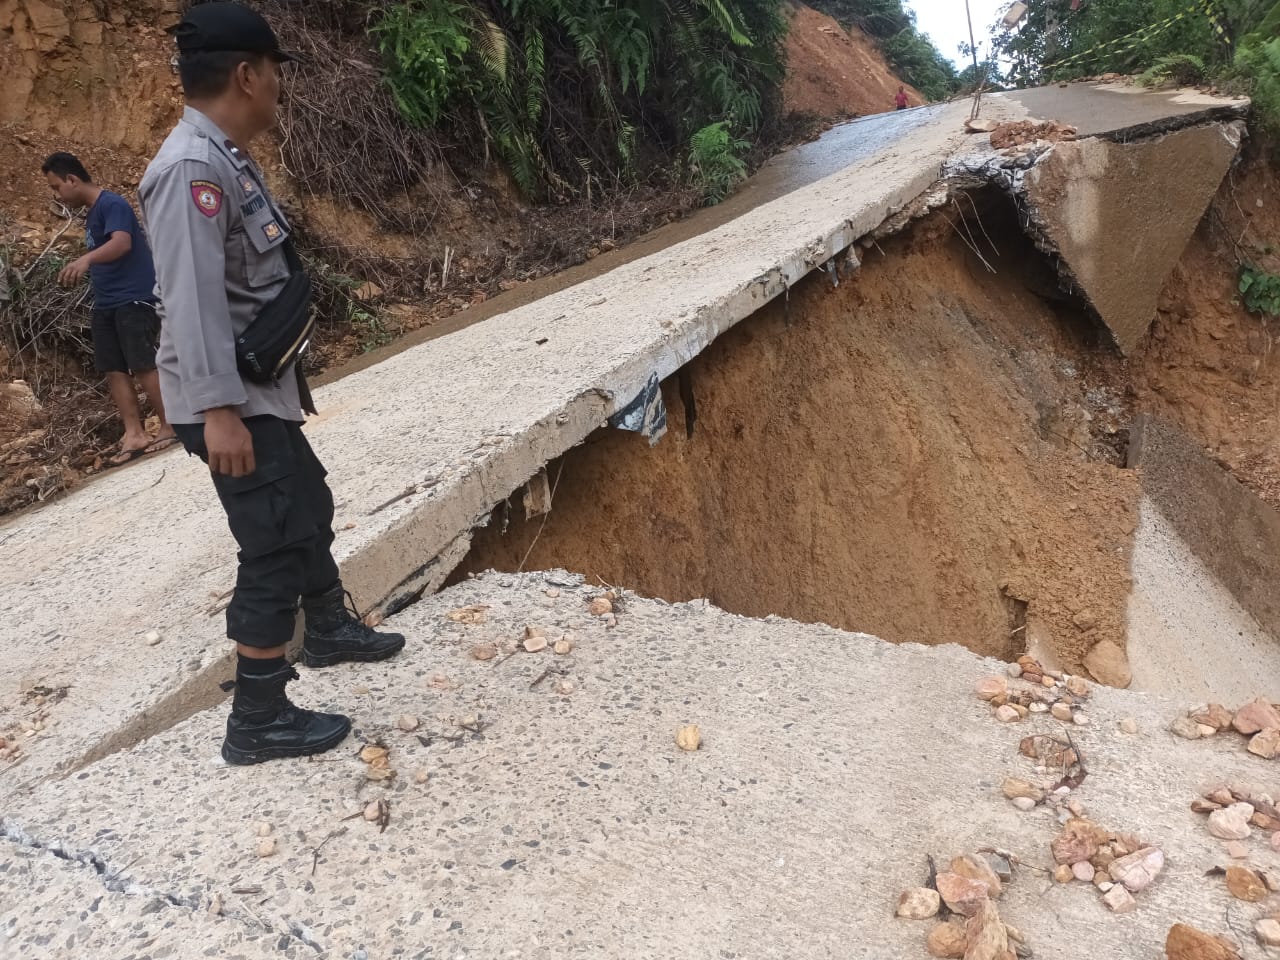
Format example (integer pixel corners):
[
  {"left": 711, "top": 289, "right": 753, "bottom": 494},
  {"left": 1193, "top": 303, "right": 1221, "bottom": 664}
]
[{"left": 965, "top": 0, "right": 985, "bottom": 119}]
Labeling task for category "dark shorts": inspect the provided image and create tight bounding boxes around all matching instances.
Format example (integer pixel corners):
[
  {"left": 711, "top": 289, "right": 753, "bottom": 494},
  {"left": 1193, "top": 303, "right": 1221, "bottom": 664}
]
[{"left": 91, "top": 300, "right": 160, "bottom": 375}]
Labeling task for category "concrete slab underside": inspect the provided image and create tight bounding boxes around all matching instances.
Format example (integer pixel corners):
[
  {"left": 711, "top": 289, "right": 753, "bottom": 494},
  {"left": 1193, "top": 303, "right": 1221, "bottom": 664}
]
[
  {"left": 3, "top": 575, "right": 1276, "bottom": 959},
  {"left": 1022, "top": 122, "right": 1243, "bottom": 354}
]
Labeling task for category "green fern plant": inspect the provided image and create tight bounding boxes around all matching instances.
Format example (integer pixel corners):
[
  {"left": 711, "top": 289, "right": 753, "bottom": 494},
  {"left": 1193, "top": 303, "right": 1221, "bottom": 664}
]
[
  {"left": 688, "top": 120, "right": 749, "bottom": 204},
  {"left": 373, "top": 0, "right": 786, "bottom": 199},
  {"left": 1137, "top": 53, "right": 1207, "bottom": 87},
  {"left": 372, "top": 0, "right": 474, "bottom": 128}
]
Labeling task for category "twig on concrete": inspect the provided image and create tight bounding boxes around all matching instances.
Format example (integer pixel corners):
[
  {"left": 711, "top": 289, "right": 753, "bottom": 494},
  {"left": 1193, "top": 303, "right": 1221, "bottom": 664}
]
[
  {"left": 0, "top": 756, "right": 29, "bottom": 779},
  {"left": 494, "top": 646, "right": 522, "bottom": 667},
  {"left": 106, "top": 856, "right": 142, "bottom": 883},
  {"left": 231, "top": 892, "right": 266, "bottom": 929},
  {"left": 529, "top": 666, "right": 559, "bottom": 688},
  {"left": 311, "top": 826, "right": 347, "bottom": 875},
  {"left": 368, "top": 483, "right": 421, "bottom": 516}
]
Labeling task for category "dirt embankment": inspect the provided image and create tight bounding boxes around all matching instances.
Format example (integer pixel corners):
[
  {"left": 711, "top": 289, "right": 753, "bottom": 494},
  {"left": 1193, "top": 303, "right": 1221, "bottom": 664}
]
[
  {"left": 782, "top": 2, "right": 922, "bottom": 118},
  {"left": 456, "top": 192, "right": 1142, "bottom": 673}
]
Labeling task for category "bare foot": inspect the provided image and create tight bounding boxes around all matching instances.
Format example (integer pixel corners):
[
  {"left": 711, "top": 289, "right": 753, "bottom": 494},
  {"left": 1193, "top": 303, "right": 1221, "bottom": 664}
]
[{"left": 143, "top": 436, "right": 180, "bottom": 453}]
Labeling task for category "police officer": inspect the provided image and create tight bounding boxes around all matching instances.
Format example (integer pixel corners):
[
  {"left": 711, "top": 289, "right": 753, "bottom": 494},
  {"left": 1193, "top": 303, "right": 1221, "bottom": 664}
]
[{"left": 140, "top": 2, "right": 404, "bottom": 765}]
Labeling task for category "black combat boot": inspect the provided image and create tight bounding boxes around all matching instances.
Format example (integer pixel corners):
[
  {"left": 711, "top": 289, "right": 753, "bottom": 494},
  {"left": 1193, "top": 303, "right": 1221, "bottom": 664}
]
[
  {"left": 222, "top": 664, "right": 351, "bottom": 765},
  {"left": 300, "top": 582, "right": 405, "bottom": 668}
]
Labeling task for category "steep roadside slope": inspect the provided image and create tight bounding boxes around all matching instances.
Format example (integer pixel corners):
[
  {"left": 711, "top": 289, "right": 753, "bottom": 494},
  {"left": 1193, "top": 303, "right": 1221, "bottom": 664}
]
[{"left": 781, "top": 1, "right": 923, "bottom": 117}]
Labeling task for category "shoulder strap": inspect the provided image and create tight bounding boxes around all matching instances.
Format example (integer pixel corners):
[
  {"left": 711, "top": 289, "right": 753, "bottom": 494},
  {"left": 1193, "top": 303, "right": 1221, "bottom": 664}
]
[{"left": 283, "top": 238, "right": 304, "bottom": 273}]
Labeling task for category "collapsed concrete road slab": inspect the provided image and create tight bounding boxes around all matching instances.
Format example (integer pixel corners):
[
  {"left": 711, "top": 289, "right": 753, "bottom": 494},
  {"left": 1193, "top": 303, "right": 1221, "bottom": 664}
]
[
  {"left": 1021, "top": 121, "right": 1245, "bottom": 354},
  {"left": 2, "top": 574, "right": 1274, "bottom": 959},
  {"left": 1002, "top": 81, "right": 1250, "bottom": 139},
  {"left": 0, "top": 97, "right": 1024, "bottom": 800}
]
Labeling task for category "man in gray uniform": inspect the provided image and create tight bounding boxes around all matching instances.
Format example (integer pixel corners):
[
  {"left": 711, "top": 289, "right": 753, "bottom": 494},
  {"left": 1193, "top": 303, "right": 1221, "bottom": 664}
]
[{"left": 140, "top": 2, "right": 404, "bottom": 765}]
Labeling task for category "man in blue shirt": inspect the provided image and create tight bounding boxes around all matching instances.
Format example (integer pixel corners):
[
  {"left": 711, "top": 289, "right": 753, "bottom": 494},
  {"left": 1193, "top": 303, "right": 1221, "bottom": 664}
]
[{"left": 42, "top": 152, "right": 176, "bottom": 465}]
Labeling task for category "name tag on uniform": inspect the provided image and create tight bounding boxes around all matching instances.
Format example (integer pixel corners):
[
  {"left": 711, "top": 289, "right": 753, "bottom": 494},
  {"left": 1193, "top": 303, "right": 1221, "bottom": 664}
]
[{"left": 241, "top": 194, "right": 267, "bottom": 217}]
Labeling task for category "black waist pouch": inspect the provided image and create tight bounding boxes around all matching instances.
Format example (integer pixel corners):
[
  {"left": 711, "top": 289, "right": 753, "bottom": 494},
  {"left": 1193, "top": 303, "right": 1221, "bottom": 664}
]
[{"left": 235, "top": 240, "right": 315, "bottom": 385}]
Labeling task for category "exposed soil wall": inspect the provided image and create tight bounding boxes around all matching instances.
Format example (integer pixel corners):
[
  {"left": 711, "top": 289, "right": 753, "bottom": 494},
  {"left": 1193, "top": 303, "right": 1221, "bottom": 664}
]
[{"left": 455, "top": 194, "right": 1142, "bottom": 671}]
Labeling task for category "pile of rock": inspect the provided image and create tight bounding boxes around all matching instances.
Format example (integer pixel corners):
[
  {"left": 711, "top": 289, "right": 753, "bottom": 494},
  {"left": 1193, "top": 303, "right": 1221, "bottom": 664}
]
[
  {"left": 1192, "top": 784, "right": 1280, "bottom": 853},
  {"left": 974, "top": 657, "right": 1092, "bottom": 727},
  {"left": 989, "top": 120, "right": 1078, "bottom": 152},
  {"left": 895, "top": 851, "right": 1030, "bottom": 959},
  {"left": 1048, "top": 817, "right": 1163, "bottom": 914},
  {"left": 1000, "top": 733, "right": 1084, "bottom": 814},
  {"left": 1171, "top": 698, "right": 1280, "bottom": 758}
]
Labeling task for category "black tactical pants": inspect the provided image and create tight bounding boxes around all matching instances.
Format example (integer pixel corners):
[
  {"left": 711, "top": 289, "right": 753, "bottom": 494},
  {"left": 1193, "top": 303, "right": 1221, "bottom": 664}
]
[{"left": 174, "top": 415, "right": 340, "bottom": 649}]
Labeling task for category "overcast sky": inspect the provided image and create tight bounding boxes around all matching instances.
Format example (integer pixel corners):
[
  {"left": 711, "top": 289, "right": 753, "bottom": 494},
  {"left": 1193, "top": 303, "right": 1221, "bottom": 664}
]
[{"left": 907, "top": 0, "right": 1009, "bottom": 67}]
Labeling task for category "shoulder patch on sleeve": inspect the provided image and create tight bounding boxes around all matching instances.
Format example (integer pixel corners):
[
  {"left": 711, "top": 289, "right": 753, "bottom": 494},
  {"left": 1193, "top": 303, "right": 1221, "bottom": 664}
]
[{"left": 190, "top": 180, "right": 223, "bottom": 217}]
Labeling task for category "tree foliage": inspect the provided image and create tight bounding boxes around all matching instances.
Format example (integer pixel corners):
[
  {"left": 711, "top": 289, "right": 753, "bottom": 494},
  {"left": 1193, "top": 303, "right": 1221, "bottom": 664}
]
[
  {"left": 988, "top": 0, "right": 1278, "bottom": 130},
  {"left": 991, "top": 0, "right": 1269, "bottom": 82},
  {"left": 375, "top": 0, "right": 788, "bottom": 199}
]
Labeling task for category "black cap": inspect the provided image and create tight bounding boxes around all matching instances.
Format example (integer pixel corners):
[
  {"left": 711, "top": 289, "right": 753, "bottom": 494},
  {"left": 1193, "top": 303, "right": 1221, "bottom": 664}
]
[{"left": 168, "top": 2, "right": 300, "bottom": 63}]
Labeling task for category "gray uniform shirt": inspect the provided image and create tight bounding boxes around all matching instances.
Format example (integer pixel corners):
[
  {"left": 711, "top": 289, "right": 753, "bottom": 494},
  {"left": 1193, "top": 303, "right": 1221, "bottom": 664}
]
[{"left": 139, "top": 106, "right": 302, "bottom": 424}]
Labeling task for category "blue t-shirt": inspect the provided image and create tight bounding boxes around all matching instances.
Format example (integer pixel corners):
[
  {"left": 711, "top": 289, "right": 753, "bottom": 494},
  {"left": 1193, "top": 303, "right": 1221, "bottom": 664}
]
[{"left": 85, "top": 190, "right": 157, "bottom": 309}]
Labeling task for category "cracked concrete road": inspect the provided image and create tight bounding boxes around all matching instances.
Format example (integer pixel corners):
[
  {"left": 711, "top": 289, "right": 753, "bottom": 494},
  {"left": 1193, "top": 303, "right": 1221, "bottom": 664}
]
[
  {"left": 3, "top": 573, "right": 1276, "bottom": 959},
  {"left": 999, "top": 81, "right": 1249, "bottom": 137}
]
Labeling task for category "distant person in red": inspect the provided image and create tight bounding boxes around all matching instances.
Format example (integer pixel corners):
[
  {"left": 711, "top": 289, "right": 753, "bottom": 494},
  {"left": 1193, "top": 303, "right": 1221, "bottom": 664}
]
[{"left": 895, "top": 86, "right": 909, "bottom": 110}]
